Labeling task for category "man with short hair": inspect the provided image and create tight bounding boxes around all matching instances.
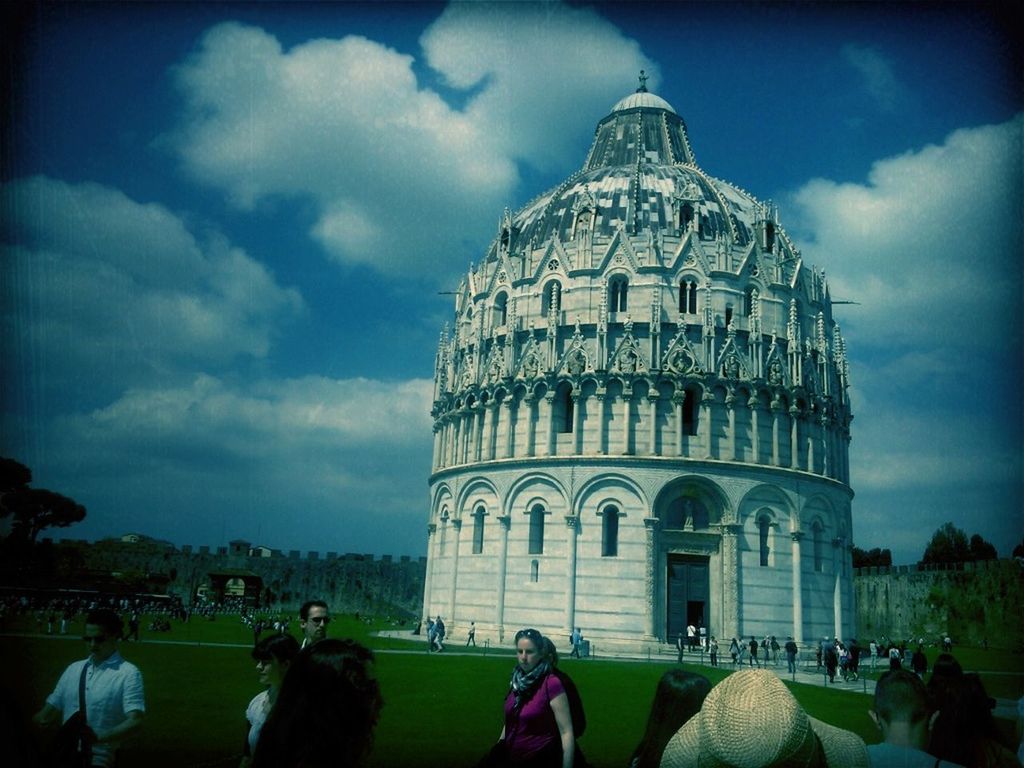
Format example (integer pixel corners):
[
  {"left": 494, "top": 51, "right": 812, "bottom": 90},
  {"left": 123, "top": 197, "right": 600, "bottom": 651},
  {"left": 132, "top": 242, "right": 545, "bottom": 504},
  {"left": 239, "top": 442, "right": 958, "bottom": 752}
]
[
  {"left": 33, "top": 608, "right": 145, "bottom": 766},
  {"left": 868, "top": 669, "right": 963, "bottom": 767},
  {"left": 299, "top": 600, "right": 329, "bottom": 648},
  {"left": 785, "top": 636, "right": 799, "bottom": 674}
]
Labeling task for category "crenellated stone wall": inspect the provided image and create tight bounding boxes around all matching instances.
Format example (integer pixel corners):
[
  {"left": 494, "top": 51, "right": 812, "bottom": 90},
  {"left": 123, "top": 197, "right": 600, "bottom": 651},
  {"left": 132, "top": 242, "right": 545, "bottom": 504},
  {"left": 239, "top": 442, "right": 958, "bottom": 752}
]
[
  {"left": 40, "top": 537, "right": 426, "bottom": 617},
  {"left": 854, "top": 558, "right": 1024, "bottom": 649}
]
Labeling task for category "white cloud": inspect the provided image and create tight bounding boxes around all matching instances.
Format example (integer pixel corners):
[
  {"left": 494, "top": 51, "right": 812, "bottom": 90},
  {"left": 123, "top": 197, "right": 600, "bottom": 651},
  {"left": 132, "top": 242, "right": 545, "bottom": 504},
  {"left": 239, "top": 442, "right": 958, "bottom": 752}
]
[
  {"left": 841, "top": 44, "right": 904, "bottom": 112},
  {"left": 168, "top": 6, "right": 653, "bottom": 277},
  {"left": 49, "top": 375, "right": 436, "bottom": 554},
  {"left": 0, "top": 176, "right": 304, "bottom": 401},
  {"left": 788, "top": 114, "right": 1023, "bottom": 350}
]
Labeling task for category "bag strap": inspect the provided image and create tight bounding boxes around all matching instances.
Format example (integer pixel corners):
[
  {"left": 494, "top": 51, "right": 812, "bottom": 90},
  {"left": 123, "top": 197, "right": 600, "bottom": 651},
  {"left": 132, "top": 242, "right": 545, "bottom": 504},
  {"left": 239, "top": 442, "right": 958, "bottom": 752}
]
[{"left": 78, "top": 662, "right": 89, "bottom": 722}]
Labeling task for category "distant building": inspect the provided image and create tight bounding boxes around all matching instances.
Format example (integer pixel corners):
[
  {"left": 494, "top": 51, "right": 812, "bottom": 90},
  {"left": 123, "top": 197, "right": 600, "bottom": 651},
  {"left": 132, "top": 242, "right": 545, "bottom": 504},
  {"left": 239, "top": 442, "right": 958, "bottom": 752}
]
[{"left": 423, "top": 78, "right": 855, "bottom": 651}]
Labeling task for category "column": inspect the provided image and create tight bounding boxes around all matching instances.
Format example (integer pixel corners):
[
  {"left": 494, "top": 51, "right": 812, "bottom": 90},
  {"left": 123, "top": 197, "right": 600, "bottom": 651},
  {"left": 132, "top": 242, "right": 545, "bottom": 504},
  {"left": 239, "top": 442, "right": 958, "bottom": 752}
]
[
  {"left": 545, "top": 392, "right": 556, "bottom": 456},
  {"left": 643, "top": 517, "right": 659, "bottom": 640},
  {"left": 471, "top": 405, "right": 483, "bottom": 462},
  {"left": 496, "top": 514, "right": 511, "bottom": 643},
  {"left": 789, "top": 406, "right": 799, "bottom": 469},
  {"left": 821, "top": 416, "right": 831, "bottom": 478},
  {"left": 525, "top": 395, "right": 537, "bottom": 457},
  {"left": 791, "top": 532, "right": 803, "bottom": 643},
  {"left": 806, "top": 418, "right": 815, "bottom": 473},
  {"left": 648, "top": 393, "right": 659, "bottom": 455},
  {"left": 597, "top": 389, "right": 607, "bottom": 454},
  {"left": 621, "top": 388, "right": 632, "bottom": 454},
  {"left": 749, "top": 395, "right": 760, "bottom": 464},
  {"left": 674, "top": 394, "right": 685, "bottom": 457},
  {"left": 720, "top": 524, "right": 741, "bottom": 640},
  {"left": 503, "top": 398, "right": 515, "bottom": 459},
  {"left": 572, "top": 393, "right": 581, "bottom": 454},
  {"left": 564, "top": 515, "right": 579, "bottom": 636},
  {"left": 701, "top": 393, "right": 713, "bottom": 459},
  {"left": 486, "top": 401, "right": 499, "bottom": 461},
  {"left": 771, "top": 405, "right": 781, "bottom": 467},
  {"left": 447, "top": 519, "right": 462, "bottom": 623},
  {"left": 727, "top": 396, "right": 737, "bottom": 461},
  {"left": 422, "top": 523, "right": 437, "bottom": 625},
  {"left": 832, "top": 539, "right": 844, "bottom": 639}
]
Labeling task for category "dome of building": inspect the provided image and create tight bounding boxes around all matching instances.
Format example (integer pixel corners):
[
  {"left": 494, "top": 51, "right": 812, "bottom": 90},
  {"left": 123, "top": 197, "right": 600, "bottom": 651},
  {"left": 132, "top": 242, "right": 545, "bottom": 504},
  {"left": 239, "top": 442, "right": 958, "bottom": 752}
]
[{"left": 422, "top": 76, "right": 855, "bottom": 654}]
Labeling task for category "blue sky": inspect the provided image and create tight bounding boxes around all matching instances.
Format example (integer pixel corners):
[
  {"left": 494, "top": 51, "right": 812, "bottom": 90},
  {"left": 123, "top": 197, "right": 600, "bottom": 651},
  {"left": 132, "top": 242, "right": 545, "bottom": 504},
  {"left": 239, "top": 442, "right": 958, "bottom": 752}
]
[{"left": 2, "top": 2, "right": 1021, "bottom": 564}]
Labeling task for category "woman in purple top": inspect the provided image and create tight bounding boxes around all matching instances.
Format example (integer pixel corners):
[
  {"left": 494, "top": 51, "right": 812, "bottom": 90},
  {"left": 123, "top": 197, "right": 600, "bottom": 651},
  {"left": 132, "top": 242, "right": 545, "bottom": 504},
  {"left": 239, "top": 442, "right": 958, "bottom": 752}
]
[{"left": 497, "top": 628, "right": 575, "bottom": 768}]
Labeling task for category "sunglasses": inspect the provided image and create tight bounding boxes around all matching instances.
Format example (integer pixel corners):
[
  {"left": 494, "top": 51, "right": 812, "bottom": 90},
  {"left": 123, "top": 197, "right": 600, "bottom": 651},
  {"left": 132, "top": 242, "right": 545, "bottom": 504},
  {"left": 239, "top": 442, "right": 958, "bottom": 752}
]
[
  {"left": 83, "top": 634, "right": 109, "bottom": 644},
  {"left": 307, "top": 616, "right": 330, "bottom": 625}
]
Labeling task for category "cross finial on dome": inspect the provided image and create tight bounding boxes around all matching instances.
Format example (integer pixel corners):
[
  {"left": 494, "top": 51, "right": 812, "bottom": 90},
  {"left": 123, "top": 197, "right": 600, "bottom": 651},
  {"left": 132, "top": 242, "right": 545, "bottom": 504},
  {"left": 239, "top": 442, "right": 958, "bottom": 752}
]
[{"left": 637, "top": 70, "right": 648, "bottom": 93}]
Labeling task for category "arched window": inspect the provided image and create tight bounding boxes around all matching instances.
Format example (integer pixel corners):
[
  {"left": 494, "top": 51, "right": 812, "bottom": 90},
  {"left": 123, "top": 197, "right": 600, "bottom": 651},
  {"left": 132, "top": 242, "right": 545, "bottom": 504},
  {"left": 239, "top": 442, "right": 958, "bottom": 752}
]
[
  {"left": 493, "top": 292, "right": 508, "bottom": 327},
  {"left": 683, "top": 388, "right": 698, "bottom": 436},
  {"left": 758, "top": 516, "right": 771, "bottom": 567},
  {"left": 472, "top": 505, "right": 486, "bottom": 554},
  {"left": 679, "top": 203, "right": 694, "bottom": 231},
  {"left": 555, "top": 383, "right": 574, "bottom": 433},
  {"left": 724, "top": 305, "right": 733, "bottom": 328},
  {"left": 602, "top": 506, "right": 619, "bottom": 557},
  {"left": 608, "top": 275, "right": 629, "bottom": 312},
  {"left": 813, "top": 520, "right": 824, "bottom": 572},
  {"left": 679, "top": 280, "right": 698, "bottom": 314},
  {"left": 743, "top": 287, "right": 756, "bottom": 316},
  {"left": 529, "top": 505, "right": 545, "bottom": 554},
  {"left": 764, "top": 221, "right": 775, "bottom": 253},
  {"left": 541, "top": 281, "right": 561, "bottom": 316}
]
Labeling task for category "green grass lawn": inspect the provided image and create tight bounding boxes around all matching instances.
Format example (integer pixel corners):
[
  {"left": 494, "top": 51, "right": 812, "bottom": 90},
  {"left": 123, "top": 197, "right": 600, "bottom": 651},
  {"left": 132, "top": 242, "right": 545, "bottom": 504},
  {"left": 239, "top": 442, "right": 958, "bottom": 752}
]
[{"left": 5, "top": 620, "right": 1021, "bottom": 768}]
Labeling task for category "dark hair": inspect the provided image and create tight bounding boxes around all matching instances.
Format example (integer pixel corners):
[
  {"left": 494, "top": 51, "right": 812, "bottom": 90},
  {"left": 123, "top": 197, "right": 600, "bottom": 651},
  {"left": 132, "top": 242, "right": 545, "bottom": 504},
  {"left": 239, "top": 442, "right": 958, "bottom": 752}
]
[
  {"left": 874, "top": 670, "right": 930, "bottom": 725},
  {"left": 629, "top": 670, "right": 712, "bottom": 768},
  {"left": 252, "top": 633, "right": 300, "bottom": 664},
  {"left": 252, "top": 639, "right": 382, "bottom": 768},
  {"left": 514, "top": 627, "right": 543, "bottom": 646},
  {"left": 928, "top": 671, "right": 1006, "bottom": 766},
  {"left": 85, "top": 608, "right": 123, "bottom": 639},
  {"left": 299, "top": 600, "right": 328, "bottom": 621},
  {"left": 540, "top": 635, "right": 559, "bottom": 667}
]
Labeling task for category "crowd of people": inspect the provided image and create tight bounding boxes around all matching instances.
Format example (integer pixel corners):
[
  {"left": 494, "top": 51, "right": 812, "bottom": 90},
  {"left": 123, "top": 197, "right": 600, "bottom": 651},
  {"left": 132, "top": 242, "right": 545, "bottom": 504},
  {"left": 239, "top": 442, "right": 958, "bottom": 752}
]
[{"left": 24, "top": 604, "right": 1024, "bottom": 768}]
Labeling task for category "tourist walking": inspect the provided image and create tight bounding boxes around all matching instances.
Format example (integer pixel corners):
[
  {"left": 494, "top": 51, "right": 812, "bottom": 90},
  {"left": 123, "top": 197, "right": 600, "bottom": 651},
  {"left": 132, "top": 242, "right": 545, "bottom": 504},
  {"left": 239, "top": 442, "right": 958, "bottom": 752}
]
[
  {"left": 478, "top": 627, "right": 581, "bottom": 768},
  {"left": 728, "top": 637, "right": 739, "bottom": 666},
  {"left": 785, "top": 636, "right": 798, "bottom": 674},
  {"left": 707, "top": 636, "right": 718, "bottom": 667},
  {"left": 569, "top": 627, "right": 582, "bottom": 659},
  {"left": 467, "top": 621, "right": 477, "bottom": 647},
  {"left": 748, "top": 636, "right": 760, "bottom": 668},
  {"left": 32, "top": 608, "right": 146, "bottom": 767}
]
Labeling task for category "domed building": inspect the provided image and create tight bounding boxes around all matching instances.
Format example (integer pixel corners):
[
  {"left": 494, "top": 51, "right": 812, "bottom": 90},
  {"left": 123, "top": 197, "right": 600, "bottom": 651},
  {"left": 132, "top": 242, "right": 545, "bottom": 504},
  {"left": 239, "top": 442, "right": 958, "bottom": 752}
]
[{"left": 422, "top": 77, "right": 854, "bottom": 652}]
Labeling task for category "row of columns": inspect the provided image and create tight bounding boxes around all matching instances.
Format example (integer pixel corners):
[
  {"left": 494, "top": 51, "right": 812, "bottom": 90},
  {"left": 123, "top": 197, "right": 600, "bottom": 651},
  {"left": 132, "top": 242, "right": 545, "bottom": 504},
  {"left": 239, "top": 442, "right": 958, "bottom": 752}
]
[
  {"left": 423, "top": 513, "right": 848, "bottom": 645},
  {"left": 434, "top": 390, "right": 850, "bottom": 483}
]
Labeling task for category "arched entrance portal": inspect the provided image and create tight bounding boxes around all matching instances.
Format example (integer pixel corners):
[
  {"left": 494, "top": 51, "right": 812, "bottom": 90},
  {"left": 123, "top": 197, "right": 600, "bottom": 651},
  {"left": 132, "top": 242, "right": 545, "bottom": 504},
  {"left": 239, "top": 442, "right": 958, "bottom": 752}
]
[{"left": 653, "top": 480, "right": 727, "bottom": 643}]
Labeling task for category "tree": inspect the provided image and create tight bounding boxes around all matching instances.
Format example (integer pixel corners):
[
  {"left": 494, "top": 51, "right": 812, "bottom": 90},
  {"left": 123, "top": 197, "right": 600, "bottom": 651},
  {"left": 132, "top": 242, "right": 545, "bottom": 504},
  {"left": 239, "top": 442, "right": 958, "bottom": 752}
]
[
  {"left": 1013, "top": 539, "right": 1024, "bottom": 559},
  {"left": 853, "top": 546, "right": 892, "bottom": 568},
  {"left": 921, "top": 522, "right": 971, "bottom": 565},
  {"left": 0, "top": 457, "right": 86, "bottom": 546},
  {"left": 969, "top": 533, "right": 998, "bottom": 561},
  {"left": 2, "top": 488, "right": 87, "bottom": 545}
]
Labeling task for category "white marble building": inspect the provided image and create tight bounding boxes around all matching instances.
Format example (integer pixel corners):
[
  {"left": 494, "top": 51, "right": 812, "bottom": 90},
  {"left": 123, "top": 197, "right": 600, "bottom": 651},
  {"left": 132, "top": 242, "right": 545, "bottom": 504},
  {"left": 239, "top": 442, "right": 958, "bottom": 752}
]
[{"left": 422, "top": 79, "right": 855, "bottom": 652}]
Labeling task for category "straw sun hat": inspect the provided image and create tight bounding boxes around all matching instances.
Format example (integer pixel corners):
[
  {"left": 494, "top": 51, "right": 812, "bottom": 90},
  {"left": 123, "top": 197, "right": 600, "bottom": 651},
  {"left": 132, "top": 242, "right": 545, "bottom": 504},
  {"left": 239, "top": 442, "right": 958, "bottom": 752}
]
[{"left": 660, "top": 669, "right": 869, "bottom": 768}]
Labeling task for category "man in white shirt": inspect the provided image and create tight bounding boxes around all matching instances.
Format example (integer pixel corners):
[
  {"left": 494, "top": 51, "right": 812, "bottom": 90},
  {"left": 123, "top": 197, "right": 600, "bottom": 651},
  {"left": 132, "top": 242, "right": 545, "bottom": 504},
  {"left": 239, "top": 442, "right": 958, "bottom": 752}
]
[
  {"left": 867, "top": 669, "right": 963, "bottom": 767},
  {"left": 33, "top": 608, "right": 145, "bottom": 767}
]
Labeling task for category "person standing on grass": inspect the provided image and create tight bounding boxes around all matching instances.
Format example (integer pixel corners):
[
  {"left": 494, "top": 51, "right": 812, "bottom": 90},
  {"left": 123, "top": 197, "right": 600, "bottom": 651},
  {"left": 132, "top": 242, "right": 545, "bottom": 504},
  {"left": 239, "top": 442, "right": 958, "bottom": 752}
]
[
  {"left": 240, "top": 633, "right": 299, "bottom": 768},
  {"left": 33, "top": 608, "right": 145, "bottom": 767},
  {"left": 867, "top": 669, "right": 964, "bottom": 768},
  {"left": 482, "top": 628, "right": 580, "bottom": 768},
  {"left": 299, "top": 600, "right": 329, "bottom": 649}
]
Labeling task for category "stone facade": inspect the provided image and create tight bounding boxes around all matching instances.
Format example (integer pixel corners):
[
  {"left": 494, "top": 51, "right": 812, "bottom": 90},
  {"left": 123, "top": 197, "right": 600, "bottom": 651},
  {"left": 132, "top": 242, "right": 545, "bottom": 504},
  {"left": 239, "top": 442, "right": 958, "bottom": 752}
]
[{"left": 423, "top": 81, "right": 855, "bottom": 652}]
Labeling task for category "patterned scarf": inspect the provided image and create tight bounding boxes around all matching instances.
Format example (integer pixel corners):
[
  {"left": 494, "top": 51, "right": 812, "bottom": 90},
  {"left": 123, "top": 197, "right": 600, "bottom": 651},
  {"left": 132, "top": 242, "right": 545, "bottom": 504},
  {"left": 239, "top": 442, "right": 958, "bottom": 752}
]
[{"left": 509, "top": 660, "right": 551, "bottom": 711}]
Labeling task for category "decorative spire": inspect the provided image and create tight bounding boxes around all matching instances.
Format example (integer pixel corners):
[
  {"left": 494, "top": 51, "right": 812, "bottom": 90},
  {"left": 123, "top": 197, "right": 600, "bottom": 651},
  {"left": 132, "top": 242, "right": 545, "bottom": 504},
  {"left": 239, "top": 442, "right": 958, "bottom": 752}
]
[{"left": 637, "top": 70, "right": 649, "bottom": 93}]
